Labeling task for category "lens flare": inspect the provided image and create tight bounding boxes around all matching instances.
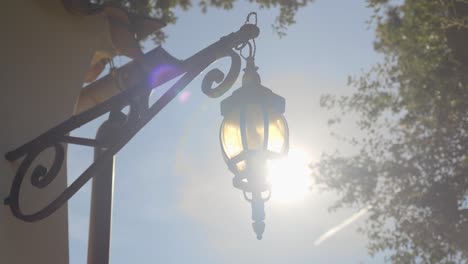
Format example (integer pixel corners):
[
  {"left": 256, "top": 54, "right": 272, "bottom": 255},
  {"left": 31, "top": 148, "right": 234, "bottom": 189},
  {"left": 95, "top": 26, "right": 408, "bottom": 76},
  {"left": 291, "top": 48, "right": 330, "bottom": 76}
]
[
  {"left": 267, "top": 148, "right": 311, "bottom": 203},
  {"left": 178, "top": 91, "right": 192, "bottom": 103},
  {"left": 149, "top": 64, "right": 180, "bottom": 88}
]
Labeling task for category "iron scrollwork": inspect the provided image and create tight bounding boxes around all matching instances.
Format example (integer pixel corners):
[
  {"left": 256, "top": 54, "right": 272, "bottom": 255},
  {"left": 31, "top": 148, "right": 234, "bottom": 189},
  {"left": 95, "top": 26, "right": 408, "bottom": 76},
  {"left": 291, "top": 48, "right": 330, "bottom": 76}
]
[{"left": 3, "top": 22, "right": 259, "bottom": 222}]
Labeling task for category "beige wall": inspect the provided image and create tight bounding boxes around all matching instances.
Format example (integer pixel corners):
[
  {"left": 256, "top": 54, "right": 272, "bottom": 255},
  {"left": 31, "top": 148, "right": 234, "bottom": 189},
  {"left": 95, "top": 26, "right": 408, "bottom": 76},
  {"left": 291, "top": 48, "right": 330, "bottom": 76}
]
[{"left": 0, "top": 1, "right": 114, "bottom": 263}]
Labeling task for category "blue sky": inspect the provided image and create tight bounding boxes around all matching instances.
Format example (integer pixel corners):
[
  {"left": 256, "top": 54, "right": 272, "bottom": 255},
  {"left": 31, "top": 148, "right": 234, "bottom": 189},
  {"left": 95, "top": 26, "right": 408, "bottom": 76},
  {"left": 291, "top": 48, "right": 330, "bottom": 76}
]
[{"left": 68, "top": 1, "right": 386, "bottom": 263}]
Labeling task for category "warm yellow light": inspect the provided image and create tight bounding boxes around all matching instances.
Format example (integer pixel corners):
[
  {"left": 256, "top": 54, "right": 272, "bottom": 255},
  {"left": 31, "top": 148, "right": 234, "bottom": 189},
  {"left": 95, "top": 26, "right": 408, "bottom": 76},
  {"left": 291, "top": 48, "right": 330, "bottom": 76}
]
[
  {"left": 267, "top": 116, "right": 287, "bottom": 153},
  {"left": 245, "top": 104, "right": 264, "bottom": 150},
  {"left": 221, "top": 114, "right": 243, "bottom": 159},
  {"left": 267, "top": 148, "right": 311, "bottom": 203},
  {"left": 235, "top": 160, "right": 246, "bottom": 171},
  {"left": 221, "top": 104, "right": 288, "bottom": 159}
]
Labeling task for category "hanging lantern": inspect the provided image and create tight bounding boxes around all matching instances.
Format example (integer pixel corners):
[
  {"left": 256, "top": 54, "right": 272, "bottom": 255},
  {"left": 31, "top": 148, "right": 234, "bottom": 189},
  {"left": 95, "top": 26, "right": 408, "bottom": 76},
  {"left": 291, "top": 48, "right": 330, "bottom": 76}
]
[{"left": 219, "top": 57, "right": 289, "bottom": 239}]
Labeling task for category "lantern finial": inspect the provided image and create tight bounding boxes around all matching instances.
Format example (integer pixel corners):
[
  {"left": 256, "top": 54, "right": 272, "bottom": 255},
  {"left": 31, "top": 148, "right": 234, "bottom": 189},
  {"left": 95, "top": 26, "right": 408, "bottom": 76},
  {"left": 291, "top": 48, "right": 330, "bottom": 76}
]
[{"left": 242, "top": 57, "right": 261, "bottom": 86}]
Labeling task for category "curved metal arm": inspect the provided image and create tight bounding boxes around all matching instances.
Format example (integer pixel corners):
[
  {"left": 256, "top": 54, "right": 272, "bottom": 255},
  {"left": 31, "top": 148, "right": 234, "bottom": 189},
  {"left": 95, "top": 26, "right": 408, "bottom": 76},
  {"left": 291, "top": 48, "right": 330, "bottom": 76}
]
[{"left": 3, "top": 23, "right": 260, "bottom": 222}]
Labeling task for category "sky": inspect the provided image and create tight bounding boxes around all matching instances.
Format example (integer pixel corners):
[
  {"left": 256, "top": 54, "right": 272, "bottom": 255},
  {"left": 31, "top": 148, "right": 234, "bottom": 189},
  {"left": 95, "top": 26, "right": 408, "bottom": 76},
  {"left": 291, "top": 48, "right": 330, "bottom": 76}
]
[{"left": 67, "top": 1, "right": 387, "bottom": 263}]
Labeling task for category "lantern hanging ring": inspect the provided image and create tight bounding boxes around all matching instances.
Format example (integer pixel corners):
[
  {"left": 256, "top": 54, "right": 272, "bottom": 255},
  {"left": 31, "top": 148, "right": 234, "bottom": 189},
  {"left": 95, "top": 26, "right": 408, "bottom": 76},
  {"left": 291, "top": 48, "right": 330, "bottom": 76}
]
[
  {"left": 245, "top": 12, "right": 258, "bottom": 25},
  {"left": 235, "top": 12, "right": 258, "bottom": 59}
]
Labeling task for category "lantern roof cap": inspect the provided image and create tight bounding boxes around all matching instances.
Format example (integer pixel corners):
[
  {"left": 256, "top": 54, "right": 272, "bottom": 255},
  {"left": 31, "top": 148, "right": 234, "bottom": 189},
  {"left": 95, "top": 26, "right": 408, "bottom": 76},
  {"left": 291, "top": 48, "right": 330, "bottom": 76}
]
[{"left": 220, "top": 58, "right": 285, "bottom": 116}]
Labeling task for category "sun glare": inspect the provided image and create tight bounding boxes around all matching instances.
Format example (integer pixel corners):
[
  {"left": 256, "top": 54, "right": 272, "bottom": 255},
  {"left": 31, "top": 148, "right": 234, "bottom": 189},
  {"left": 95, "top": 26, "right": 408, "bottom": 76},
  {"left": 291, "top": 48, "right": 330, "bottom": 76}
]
[{"left": 267, "top": 148, "right": 311, "bottom": 203}]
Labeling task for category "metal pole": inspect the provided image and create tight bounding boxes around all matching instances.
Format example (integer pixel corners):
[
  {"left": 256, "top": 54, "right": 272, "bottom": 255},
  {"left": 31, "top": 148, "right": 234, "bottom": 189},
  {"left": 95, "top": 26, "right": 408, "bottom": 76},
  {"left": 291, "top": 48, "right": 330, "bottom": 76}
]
[{"left": 87, "top": 112, "right": 125, "bottom": 264}]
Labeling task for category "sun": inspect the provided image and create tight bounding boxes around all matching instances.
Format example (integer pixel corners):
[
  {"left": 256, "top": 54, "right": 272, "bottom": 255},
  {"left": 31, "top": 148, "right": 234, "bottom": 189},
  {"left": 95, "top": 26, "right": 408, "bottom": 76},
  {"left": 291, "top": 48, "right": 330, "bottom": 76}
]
[{"left": 267, "top": 147, "right": 311, "bottom": 203}]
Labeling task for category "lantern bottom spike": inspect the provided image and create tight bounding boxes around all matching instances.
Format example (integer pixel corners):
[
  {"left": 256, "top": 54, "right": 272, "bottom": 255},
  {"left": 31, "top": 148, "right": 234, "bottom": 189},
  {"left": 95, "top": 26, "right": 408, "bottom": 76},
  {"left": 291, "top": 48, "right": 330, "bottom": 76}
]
[
  {"left": 251, "top": 192, "right": 266, "bottom": 239},
  {"left": 252, "top": 220, "right": 265, "bottom": 240}
]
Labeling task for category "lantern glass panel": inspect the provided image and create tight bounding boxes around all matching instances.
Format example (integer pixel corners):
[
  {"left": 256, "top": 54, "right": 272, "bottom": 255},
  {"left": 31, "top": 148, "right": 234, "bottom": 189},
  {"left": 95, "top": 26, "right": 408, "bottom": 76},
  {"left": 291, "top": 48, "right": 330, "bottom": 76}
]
[
  {"left": 267, "top": 112, "right": 287, "bottom": 153},
  {"left": 245, "top": 104, "right": 264, "bottom": 150},
  {"left": 236, "top": 160, "right": 247, "bottom": 172},
  {"left": 221, "top": 109, "right": 243, "bottom": 159}
]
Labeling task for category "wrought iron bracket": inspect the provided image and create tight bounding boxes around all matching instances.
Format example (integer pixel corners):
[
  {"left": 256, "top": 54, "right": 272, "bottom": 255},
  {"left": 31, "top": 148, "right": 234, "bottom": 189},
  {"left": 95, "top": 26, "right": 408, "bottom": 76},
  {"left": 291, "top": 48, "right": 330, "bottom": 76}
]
[{"left": 3, "top": 23, "right": 260, "bottom": 222}]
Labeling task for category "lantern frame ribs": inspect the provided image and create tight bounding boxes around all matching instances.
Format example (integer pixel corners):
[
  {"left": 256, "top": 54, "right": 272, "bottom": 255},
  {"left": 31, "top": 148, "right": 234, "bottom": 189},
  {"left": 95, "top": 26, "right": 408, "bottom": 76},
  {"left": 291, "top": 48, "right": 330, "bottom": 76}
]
[{"left": 219, "top": 57, "right": 289, "bottom": 239}]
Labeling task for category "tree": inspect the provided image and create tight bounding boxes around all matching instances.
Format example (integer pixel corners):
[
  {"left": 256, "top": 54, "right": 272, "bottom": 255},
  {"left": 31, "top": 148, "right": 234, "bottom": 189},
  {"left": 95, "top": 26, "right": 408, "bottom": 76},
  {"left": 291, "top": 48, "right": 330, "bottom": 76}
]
[
  {"left": 103, "top": 0, "right": 313, "bottom": 42},
  {"left": 316, "top": 0, "right": 468, "bottom": 263}
]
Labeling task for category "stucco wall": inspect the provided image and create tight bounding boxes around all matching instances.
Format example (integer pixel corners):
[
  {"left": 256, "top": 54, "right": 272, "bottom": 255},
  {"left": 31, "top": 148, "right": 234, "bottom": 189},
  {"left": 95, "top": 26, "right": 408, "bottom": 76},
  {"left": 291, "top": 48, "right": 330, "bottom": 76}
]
[{"left": 0, "top": 1, "right": 114, "bottom": 263}]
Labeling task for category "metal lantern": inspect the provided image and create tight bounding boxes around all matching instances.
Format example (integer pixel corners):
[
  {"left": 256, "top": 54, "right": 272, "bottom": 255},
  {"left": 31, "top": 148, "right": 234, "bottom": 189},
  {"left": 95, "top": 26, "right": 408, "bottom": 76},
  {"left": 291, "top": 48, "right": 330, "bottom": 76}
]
[{"left": 220, "top": 57, "right": 289, "bottom": 239}]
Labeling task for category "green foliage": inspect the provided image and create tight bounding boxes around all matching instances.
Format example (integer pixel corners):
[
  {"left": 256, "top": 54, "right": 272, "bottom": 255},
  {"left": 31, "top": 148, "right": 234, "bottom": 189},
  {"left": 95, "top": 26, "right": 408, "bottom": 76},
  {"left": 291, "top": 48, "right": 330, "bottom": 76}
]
[
  {"left": 316, "top": 0, "right": 468, "bottom": 263},
  {"left": 103, "top": 0, "right": 312, "bottom": 42}
]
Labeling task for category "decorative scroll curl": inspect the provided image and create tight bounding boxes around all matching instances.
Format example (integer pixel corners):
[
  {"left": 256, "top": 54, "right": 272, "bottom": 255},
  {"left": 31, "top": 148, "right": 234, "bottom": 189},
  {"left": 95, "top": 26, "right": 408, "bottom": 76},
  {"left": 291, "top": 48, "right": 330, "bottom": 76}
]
[
  {"left": 201, "top": 49, "right": 241, "bottom": 98},
  {"left": 6, "top": 143, "right": 65, "bottom": 222},
  {"left": 30, "top": 144, "right": 65, "bottom": 189}
]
